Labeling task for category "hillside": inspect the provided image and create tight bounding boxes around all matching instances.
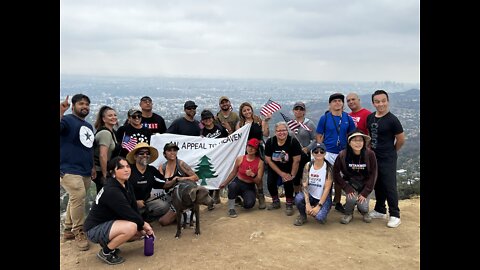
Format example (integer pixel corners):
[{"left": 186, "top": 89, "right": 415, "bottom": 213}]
[{"left": 60, "top": 196, "right": 420, "bottom": 270}]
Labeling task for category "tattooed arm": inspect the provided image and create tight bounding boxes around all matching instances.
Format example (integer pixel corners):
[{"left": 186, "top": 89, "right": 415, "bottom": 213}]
[
  {"left": 302, "top": 162, "right": 310, "bottom": 205},
  {"left": 176, "top": 159, "right": 199, "bottom": 182}
]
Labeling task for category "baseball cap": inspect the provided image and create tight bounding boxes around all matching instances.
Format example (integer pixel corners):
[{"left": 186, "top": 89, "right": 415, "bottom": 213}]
[
  {"left": 247, "top": 138, "right": 260, "bottom": 150},
  {"left": 184, "top": 100, "right": 198, "bottom": 109},
  {"left": 128, "top": 106, "right": 142, "bottom": 116},
  {"left": 219, "top": 96, "right": 230, "bottom": 104},
  {"left": 293, "top": 101, "right": 306, "bottom": 110},
  {"left": 312, "top": 142, "right": 326, "bottom": 152},
  {"left": 329, "top": 93, "right": 345, "bottom": 103}
]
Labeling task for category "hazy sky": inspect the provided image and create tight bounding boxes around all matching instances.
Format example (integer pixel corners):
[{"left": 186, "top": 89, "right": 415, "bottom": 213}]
[{"left": 60, "top": 0, "right": 419, "bottom": 83}]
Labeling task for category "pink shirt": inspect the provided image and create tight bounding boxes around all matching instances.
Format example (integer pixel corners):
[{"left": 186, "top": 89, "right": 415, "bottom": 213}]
[{"left": 238, "top": 155, "right": 260, "bottom": 183}]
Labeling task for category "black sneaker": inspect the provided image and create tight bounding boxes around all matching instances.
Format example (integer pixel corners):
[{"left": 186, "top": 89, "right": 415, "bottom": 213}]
[
  {"left": 97, "top": 249, "right": 125, "bottom": 265},
  {"left": 228, "top": 209, "right": 238, "bottom": 218},
  {"left": 334, "top": 202, "right": 345, "bottom": 213}
]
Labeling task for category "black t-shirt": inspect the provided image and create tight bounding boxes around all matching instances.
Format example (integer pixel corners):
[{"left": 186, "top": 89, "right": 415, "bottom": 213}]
[
  {"left": 141, "top": 113, "right": 167, "bottom": 134},
  {"left": 366, "top": 111, "right": 403, "bottom": 159},
  {"left": 129, "top": 164, "right": 165, "bottom": 201},
  {"left": 248, "top": 121, "right": 263, "bottom": 141},
  {"left": 115, "top": 124, "right": 152, "bottom": 157},
  {"left": 265, "top": 135, "right": 302, "bottom": 172},
  {"left": 202, "top": 124, "right": 228, "bottom": 138},
  {"left": 166, "top": 117, "right": 201, "bottom": 136}
]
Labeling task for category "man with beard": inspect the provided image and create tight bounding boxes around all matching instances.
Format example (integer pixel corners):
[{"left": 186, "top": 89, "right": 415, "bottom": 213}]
[
  {"left": 60, "top": 93, "right": 95, "bottom": 251},
  {"left": 214, "top": 96, "right": 239, "bottom": 135},
  {"left": 166, "top": 100, "right": 201, "bottom": 136},
  {"left": 139, "top": 96, "right": 167, "bottom": 134},
  {"left": 126, "top": 143, "right": 177, "bottom": 223}
]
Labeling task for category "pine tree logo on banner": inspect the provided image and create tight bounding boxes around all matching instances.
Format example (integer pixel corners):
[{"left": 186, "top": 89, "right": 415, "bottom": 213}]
[{"left": 194, "top": 155, "right": 218, "bottom": 186}]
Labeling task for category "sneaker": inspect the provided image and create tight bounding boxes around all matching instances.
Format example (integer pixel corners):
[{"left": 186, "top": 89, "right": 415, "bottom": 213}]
[
  {"left": 368, "top": 210, "right": 387, "bottom": 219},
  {"left": 235, "top": 196, "right": 244, "bottom": 207},
  {"left": 387, "top": 216, "right": 401, "bottom": 228},
  {"left": 340, "top": 214, "right": 353, "bottom": 224},
  {"left": 267, "top": 200, "right": 281, "bottom": 210},
  {"left": 63, "top": 229, "right": 75, "bottom": 240},
  {"left": 334, "top": 202, "right": 345, "bottom": 213},
  {"left": 362, "top": 213, "right": 372, "bottom": 223},
  {"left": 73, "top": 229, "right": 90, "bottom": 251},
  {"left": 293, "top": 215, "right": 307, "bottom": 226},
  {"left": 97, "top": 249, "right": 125, "bottom": 265},
  {"left": 257, "top": 193, "right": 266, "bottom": 210},
  {"left": 228, "top": 209, "right": 238, "bottom": 218},
  {"left": 285, "top": 204, "right": 294, "bottom": 216}
]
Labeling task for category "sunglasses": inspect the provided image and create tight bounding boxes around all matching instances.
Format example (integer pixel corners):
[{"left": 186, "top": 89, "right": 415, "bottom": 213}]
[
  {"left": 185, "top": 107, "right": 197, "bottom": 110},
  {"left": 313, "top": 149, "right": 325, "bottom": 154},
  {"left": 141, "top": 98, "right": 152, "bottom": 103},
  {"left": 131, "top": 114, "right": 142, "bottom": 119},
  {"left": 136, "top": 151, "right": 150, "bottom": 156}
]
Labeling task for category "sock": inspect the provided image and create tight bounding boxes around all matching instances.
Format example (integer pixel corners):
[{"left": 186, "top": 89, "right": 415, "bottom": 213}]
[
  {"left": 228, "top": 199, "right": 235, "bottom": 210},
  {"left": 103, "top": 245, "right": 113, "bottom": 255},
  {"left": 286, "top": 198, "right": 293, "bottom": 205},
  {"left": 272, "top": 195, "right": 279, "bottom": 203}
]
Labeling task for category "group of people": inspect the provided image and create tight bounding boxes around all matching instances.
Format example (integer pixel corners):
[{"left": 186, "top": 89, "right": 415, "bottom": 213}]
[{"left": 60, "top": 90, "right": 405, "bottom": 265}]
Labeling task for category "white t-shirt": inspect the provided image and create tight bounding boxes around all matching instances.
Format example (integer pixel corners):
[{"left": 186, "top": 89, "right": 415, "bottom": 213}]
[{"left": 307, "top": 162, "right": 327, "bottom": 200}]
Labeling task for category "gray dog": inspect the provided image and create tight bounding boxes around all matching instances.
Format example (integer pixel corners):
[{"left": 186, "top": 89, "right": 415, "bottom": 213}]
[{"left": 171, "top": 181, "right": 213, "bottom": 238}]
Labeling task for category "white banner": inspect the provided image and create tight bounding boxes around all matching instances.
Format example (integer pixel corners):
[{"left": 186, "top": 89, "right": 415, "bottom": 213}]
[{"left": 149, "top": 123, "right": 251, "bottom": 190}]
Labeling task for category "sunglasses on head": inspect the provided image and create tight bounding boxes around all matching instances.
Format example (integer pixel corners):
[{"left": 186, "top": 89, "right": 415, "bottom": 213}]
[
  {"left": 313, "top": 149, "right": 325, "bottom": 154},
  {"left": 131, "top": 114, "right": 142, "bottom": 119}
]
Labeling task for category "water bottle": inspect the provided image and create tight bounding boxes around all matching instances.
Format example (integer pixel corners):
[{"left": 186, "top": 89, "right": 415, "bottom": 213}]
[{"left": 144, "top": 235, "right": 154, "bottom": 256}]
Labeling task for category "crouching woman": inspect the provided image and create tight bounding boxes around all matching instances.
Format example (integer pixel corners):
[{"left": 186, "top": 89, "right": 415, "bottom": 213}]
[
  {"left": 293, "top": 142, "right": 333, "bottom": 226},
  {"left": 84, "top": 156, "right": 155, "bottom": 265}
]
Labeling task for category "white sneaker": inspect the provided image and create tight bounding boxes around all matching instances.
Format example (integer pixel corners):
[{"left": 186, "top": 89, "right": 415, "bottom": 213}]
[
  {"left": 368, "top": 210, "right": 387, "bottom": 219},
  {"left": 387, "top": 216, "right": 401, "bottom": 228}
]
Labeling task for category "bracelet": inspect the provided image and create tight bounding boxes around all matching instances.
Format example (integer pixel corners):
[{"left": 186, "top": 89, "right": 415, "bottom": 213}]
[{"left": 318, "top": 203, "right": 323, "bottom": 208}]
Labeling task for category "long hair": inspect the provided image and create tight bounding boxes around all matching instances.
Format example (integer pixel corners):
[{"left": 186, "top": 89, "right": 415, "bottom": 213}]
[
  {"left": 94, "top": 105, "right": 116, "bottom": 130},
  {"left": 238, "top": 102, "right": 262, "bottom": 127},
  {"left": 345, "top": 130, "right": 369, "bottom": 177}
]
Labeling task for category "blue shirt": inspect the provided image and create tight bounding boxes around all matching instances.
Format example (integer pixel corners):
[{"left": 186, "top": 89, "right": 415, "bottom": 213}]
[
  {"left": 316, "top": 112, "right": 356, "bottom": 154},
  {"left": 60, "top": 114, "right": 94, "bottom": 176}
]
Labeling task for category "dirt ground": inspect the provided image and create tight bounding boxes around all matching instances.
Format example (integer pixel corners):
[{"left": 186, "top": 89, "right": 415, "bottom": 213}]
[{"left": 60, "top": 196, "right": 420, "bottom": 270}]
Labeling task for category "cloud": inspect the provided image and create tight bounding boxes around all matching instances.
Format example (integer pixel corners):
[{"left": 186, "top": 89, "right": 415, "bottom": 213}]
[{"left": 60, "top": 0, "right": 419, "bottom": 83}]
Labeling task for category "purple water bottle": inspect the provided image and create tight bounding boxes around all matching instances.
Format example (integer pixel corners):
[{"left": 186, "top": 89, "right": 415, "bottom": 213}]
[{"left": 144, "top": 235, "right": 154, "bottom": 256}]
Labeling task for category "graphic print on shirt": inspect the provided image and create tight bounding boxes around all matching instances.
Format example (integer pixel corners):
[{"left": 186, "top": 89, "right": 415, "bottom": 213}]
[
  {"left": 272, "top": 150, "right": 289, "bottom": 163},
  {"left": 79, "top": 126, "right": 94, "bottom": 148}
]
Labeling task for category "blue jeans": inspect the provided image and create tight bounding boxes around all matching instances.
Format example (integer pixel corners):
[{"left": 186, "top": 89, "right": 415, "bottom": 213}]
[{"left": 294, "top": 192, "right": 332, "bottom": 223}]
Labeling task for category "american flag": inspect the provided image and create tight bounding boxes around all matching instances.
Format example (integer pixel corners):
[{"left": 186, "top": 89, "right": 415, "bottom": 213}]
[
  {"left": 121, "top": 135, "right": 137, "bottom": 152},
  {"left": 280, "top": 112, "right": 312, "bottom": 132},
  {"left": 260, "top": 99, "right": 281, "bottom": 116}
]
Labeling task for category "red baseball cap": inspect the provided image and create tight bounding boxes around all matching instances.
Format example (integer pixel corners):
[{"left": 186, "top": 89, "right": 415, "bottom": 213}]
[{"left": 247, "top": 138, "right": 260, "bottom": 150}]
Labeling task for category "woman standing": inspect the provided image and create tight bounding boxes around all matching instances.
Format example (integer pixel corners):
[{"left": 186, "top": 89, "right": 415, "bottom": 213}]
[
  {"left": 333, "top": 130, "right": 377, "bottom": 224},
  {"left": 93, "top": 106, "right": 120, "bottom": 193},
  {"left": 293, "top": 143, "right": 333, "bottom": 225},
  {"left": 116, "top": 107, "right": 152, "bottom": 158},
  {"left": 236, "top": 102, "right": 271, "bottom": 209}
]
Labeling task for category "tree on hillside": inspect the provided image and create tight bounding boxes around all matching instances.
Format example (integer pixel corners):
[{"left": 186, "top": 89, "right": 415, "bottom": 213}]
[{"left": 194, "top": 155, "right": 218, "bottom": 185}]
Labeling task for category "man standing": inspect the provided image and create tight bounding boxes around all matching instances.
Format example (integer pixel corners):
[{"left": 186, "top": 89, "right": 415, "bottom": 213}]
[
  {"left": 60, "top": 94, "right": 95, "bottom": 251},
  {"left": 346, "top": 93, "right": 371, "bottom": 135},
  {"left": 166, "top": 100, "right": 201, "bottom": 136},
  {"left": 366, "top": 90, "right": 405, "bottom": 228},
  {"left": 214, "top": 96, "right": 239, "bottom": 135},
  {"left": 139, "top": 96, "right": 167, "bottom": 134},
  {"left": 316, "top": 93, "right": 356, "bottom": 213}
]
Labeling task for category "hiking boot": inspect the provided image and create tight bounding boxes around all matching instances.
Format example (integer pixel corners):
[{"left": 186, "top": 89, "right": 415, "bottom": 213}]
[
  {"left": 97, "top": 249, "right": 125, "bottom": 265},
  {"left": 228, "top": 209, "right": 238, "bottom": 218},
  {"left": 213, "top": 190, "right": 221, "bottom": 204},
  {"left": 257, "top": 193, "right": 266, "bottom": 210},
  {"left": 362, "top": 213, "right": 372, "bottom": 223},
  {"left": 293, "top": 215, "right": 307, "bottom": 226},
  {"left": 387, "top": 216, "right": 401, "bottom": 228},
  {"left": 334, "top": 202, "right": 345, "bottom": 213},
  {"left": 63, "top": 228, "right": 75, "bottom": 240},
  {"left": 235, "top": 196, "right": 244, "bottom": 207},
  {"left": 267, "top": 200, "right": 281, "bottom": 210},
  {"left": 368, "top": 210, "right": 387, "bottom": 219},
  {"left": 340, "top": 214, "right": 353, "bottom": 224},
  {"left": 285, "top": 204, "right": 294, "bottom": 216},
  {"left": 73, "top": 228, "right": 90, "bottom": 251}
]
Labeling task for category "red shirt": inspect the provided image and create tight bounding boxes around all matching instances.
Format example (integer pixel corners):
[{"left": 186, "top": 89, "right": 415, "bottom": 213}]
[
  {"left": 237, "top": 155, "right": 260, "bottom": 183},
  {"left": 349, "top": 108, "right": 372, "bottom": 135}
]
